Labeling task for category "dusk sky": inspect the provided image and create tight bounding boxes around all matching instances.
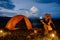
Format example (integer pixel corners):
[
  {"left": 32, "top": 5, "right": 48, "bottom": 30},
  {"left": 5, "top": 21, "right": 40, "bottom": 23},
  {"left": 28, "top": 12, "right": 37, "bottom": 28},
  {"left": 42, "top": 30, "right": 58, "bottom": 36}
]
[{"left": 0, "top": 0, "right": 60, "bottom": 18}]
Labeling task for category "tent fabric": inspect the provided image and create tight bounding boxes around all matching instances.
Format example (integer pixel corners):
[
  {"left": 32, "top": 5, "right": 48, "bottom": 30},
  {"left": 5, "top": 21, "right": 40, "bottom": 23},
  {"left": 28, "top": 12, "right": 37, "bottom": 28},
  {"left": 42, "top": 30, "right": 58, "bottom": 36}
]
[{"left": 6, "top": 15, "right": 32, "bottom": 30}]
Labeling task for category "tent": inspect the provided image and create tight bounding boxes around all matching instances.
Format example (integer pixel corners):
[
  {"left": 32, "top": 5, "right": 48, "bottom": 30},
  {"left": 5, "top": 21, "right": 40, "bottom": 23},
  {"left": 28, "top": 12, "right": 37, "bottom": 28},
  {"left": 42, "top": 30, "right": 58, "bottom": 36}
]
[{"left": 6, "top": 15, "right": 32, "bottom": 30}]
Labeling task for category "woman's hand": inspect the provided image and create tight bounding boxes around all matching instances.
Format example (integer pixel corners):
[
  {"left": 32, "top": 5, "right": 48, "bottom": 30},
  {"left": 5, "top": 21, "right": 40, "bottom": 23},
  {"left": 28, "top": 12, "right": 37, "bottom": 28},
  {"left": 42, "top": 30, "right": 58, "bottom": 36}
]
[
  {"left": 40, "top": 20, "right": 45, "bottom": 24},
  {"left": 40, "top": 20, "right": 43, "bottom": 22}
]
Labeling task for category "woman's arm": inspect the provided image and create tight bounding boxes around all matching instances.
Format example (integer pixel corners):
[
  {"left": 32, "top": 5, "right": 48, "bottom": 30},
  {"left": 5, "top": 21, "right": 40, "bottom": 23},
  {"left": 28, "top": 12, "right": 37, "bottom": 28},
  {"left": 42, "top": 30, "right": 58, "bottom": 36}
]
[{"left": 40, "top": 20, "right": 45, "bottom": 24}]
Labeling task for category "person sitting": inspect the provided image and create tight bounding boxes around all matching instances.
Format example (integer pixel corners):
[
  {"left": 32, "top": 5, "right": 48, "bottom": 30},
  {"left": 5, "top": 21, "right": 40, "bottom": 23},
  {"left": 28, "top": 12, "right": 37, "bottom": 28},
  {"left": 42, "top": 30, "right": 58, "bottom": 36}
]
[{"left": 40, "top": 13, "right": 56, "bottom": 34}]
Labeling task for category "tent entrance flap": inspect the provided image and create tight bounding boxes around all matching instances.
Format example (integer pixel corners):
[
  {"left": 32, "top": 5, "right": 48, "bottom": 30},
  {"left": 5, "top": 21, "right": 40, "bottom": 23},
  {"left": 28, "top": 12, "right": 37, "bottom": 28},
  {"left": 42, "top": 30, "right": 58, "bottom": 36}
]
[{"left": 15, "top": 18, "right": 27, "bottom": 30}]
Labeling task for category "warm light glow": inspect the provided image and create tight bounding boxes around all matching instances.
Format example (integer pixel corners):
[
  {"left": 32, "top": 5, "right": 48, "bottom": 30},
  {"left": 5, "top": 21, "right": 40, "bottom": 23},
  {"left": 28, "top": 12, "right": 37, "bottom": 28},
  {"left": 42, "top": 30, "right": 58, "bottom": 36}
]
[
  {"left": 40, "top": 16, "right": 42, "bottom": 19},
  {"left": 0, "top": 30, "right": 3, "bottom": 33},
  {"left": 0, "top": 30, "right": 11, "bottom": 37},
  {"left": 34, "top": 30, "right": 38, "bottom": 34},
  {"left": 27, "top": 35, "right": 31, "bottom": 38},
  {"left": 51, "top": 33, "right": 55, "bottom": 37}
]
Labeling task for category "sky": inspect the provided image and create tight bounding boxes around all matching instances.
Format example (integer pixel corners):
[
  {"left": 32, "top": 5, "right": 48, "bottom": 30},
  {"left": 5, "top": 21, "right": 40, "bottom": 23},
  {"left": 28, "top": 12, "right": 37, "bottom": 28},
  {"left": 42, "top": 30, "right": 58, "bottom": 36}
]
[{"left": 0, "top": 0, "right": 60, "bottom": 18}]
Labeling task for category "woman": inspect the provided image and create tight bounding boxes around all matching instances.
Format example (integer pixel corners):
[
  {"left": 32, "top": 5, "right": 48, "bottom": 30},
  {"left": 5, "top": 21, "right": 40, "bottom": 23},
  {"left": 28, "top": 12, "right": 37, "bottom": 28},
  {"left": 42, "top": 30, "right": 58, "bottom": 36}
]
[{"left": 41, "top": 13, "right": 56, "bottom": 33}]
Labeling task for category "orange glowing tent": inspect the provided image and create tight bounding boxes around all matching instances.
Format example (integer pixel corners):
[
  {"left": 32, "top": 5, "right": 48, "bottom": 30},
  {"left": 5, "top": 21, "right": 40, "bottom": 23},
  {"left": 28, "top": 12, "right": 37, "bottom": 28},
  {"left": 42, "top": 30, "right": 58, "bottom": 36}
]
[{"left": 6, "top": 15, "right": 32, "bottom": 30}]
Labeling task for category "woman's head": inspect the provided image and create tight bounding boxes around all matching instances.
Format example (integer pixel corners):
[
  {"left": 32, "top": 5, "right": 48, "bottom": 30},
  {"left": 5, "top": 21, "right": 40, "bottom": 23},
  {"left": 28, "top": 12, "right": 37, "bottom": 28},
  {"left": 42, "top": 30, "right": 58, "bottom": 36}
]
[{"left": 44, "top": 13, "right": 52, "bottom": 20}]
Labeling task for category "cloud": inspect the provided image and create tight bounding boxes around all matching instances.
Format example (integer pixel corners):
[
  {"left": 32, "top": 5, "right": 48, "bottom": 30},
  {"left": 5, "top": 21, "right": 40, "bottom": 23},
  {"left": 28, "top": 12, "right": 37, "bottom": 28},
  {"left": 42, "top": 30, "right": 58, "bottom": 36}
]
[
  {"left": 55, "top": 0, "right": 60, "bottom": 4},
  {"left": 0, "top": 0, "right": 10, "bottom": 2},
  {"left": 33, "top": 0, "right": 54, "bottom": 3},
  {"left": 0, "top": 0, "right": 15, "bottom": 9},
  {"left": 0, "top": 6, "right": 38, "bottom": 17},
  {"left": 0, "top": 12, "right": 17, "bottom": 17},
  {"left": 33, "top": 0, "right": 60, "bottom": 3},
  {"left": 19, "top": 9, "right": 29, "bottom": 11},
  {"left": 0, "top": 8, "right": 17, "bottom": 13},
  {"left": 0, "top": 8, "right": 28, "bottom": 17}
]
